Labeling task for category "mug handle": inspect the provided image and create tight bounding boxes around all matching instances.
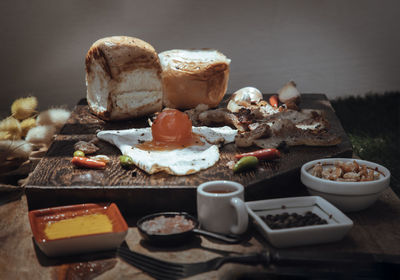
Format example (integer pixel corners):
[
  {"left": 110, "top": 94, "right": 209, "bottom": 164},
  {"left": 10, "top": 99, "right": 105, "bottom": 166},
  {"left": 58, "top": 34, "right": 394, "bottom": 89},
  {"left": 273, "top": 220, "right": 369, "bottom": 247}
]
[{"left": 230, "top": 197, "right": 249, "bottom": 234}]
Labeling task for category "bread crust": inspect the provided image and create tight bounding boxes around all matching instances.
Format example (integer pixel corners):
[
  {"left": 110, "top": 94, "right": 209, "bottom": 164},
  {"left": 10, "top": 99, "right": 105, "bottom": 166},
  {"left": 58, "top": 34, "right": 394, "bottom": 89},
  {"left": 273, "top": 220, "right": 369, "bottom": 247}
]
[
  {"left": 85, "top": 36, "right": 163, "bottom": 120},
  {"left": 86, "top": 36, "right": 162, "bottom": 80},
  {"left": 159, "top": 49, "right": 230, "bottom": 109}
]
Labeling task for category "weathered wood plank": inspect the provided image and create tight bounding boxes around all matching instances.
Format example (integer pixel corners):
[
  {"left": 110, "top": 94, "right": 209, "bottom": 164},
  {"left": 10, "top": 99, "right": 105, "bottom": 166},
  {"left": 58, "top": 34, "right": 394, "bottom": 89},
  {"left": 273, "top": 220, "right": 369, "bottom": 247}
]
[{"left": 26, "top": 94, "right": 353, "bottom": 214}]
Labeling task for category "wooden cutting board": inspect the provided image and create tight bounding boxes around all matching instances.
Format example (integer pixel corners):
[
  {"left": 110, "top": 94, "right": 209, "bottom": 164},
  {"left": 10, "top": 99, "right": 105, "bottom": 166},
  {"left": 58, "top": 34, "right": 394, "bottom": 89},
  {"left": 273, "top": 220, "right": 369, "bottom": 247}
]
[{"left": 26, "top": 94, "right": 352, "bottom": 216}]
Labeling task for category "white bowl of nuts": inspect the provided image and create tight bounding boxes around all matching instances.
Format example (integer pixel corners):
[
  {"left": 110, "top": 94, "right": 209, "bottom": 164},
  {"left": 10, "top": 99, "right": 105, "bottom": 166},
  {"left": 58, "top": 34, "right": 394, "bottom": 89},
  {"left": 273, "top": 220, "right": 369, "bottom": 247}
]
[{"left": 301, "top": 158, "right": 391, "bottom": 212}]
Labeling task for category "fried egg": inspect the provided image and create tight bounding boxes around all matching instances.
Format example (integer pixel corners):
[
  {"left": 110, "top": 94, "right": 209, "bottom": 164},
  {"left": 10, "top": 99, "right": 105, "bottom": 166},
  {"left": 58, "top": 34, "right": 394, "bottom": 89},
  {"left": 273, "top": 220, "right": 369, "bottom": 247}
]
[{"left": 97, "top": 109, "right": 237, "bottom": 175}]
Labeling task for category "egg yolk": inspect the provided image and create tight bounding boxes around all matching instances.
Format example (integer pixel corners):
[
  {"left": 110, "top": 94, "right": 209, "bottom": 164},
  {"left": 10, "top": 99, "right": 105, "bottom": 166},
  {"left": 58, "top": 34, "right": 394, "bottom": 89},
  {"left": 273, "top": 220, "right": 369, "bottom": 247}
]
[
  {"left": 137, "top": 109, "right": 203, "bottom": 151},
  {"left": 152, "top": 109, "right": 193, "bottom": 144}
]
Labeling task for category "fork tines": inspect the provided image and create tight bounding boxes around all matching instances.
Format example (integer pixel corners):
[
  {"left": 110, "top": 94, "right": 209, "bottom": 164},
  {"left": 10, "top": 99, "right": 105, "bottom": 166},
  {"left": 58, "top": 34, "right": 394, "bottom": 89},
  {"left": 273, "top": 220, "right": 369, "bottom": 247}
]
[{"left": 118, "top": 246, "right": 185, "bottom": 280}]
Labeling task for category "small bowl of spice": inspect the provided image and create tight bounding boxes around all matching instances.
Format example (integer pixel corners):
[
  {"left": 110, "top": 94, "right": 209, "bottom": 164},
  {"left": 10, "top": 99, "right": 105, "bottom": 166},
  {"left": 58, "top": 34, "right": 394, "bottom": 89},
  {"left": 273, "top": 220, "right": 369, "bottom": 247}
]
[
  {"left": 137, "top": 212, "right": 243, "bottom": 245},
  {"left": 246, "top": 196, "right": 353, "bottom": 248},
  {"left": 301, "top": 158, "right": 391, "bottom": 212},
  {"left": 28, "top": 203, "right": 128, "bottom": 257},
  {"left": 137, "top": 212, "right": 197, "bottom": 244}
]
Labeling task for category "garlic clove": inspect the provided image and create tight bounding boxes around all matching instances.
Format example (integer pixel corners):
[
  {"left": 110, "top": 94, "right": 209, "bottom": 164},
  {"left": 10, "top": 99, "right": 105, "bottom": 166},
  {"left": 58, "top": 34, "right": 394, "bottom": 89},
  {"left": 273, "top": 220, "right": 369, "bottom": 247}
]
[{"left": 278, "top": 81, "right": 301, "bottom": 105}]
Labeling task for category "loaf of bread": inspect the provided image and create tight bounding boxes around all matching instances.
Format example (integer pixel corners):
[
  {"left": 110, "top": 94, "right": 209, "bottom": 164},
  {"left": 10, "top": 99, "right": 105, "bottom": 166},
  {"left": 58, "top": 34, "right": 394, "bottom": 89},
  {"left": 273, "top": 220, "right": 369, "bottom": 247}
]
[
  {"left": 85, "top": 36, "right": 163, "bottom": 120},
  {"left": 159, "top": 49, "right": 231, "bottom": 110}
]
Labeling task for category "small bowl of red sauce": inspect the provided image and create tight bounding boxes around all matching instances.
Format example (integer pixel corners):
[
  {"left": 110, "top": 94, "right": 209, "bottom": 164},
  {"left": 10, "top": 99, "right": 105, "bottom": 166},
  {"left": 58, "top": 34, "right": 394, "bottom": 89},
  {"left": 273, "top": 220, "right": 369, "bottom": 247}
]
[{"left": 28, "top": 203, "right": 128, "bottom": 257}]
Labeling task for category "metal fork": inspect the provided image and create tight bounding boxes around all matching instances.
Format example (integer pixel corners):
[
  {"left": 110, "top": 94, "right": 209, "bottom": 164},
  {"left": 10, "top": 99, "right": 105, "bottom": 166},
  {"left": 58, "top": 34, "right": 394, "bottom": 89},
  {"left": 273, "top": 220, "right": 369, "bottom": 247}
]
[
  {"left": 117, "top": 245, "right": 269, "bottom": 280},
  {"left": 118, "top": 246, "right": 400, "bottom": 280}
]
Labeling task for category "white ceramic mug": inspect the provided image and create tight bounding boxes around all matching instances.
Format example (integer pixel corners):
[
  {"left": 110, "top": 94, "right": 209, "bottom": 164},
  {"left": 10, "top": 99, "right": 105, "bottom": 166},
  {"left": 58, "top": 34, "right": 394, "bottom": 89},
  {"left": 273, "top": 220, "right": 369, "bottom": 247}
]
[{"left": 197, "top": 180, "right": 248, "bottom": 235}]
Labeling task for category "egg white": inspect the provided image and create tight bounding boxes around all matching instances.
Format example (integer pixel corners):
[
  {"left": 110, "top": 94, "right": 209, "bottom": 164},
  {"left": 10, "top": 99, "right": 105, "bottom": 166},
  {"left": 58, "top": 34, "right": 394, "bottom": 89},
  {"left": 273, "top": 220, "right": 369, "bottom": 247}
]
[{"left": 97, "top": 126, "right": 237, "bottom": 175}]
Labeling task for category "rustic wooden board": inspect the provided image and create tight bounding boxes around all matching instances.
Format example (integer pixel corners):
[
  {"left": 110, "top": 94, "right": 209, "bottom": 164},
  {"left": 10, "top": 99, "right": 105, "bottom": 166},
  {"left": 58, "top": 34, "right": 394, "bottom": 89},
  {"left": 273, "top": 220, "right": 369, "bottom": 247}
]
[{"left": 26, "top": 94, "right": 352, "bottom": 215}]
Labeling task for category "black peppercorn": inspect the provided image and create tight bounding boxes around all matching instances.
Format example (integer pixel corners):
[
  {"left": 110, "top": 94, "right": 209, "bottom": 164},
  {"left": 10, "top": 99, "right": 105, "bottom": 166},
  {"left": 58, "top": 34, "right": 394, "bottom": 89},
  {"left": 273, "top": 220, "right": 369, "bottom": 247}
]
[{"left": 261, "top": 212, "right": 328, "bottom": 229}]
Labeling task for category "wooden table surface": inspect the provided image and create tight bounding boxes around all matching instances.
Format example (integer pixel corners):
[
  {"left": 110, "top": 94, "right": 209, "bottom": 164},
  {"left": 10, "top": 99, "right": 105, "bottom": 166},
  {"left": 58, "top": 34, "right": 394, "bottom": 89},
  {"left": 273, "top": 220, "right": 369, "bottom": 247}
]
[
  {"left": 2, "top": 94, "right": 399, "bottom": 279},
  {"left": 1, "top": 187, "right": 400, "bottom": 279}
]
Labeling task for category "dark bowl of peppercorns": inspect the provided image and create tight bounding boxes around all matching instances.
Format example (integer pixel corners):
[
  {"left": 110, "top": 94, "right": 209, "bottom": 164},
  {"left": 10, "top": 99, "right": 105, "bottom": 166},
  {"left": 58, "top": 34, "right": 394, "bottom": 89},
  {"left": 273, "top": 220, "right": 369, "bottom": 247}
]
[{"left": 246, "top": 196, "right": 353, "bottom": 248}]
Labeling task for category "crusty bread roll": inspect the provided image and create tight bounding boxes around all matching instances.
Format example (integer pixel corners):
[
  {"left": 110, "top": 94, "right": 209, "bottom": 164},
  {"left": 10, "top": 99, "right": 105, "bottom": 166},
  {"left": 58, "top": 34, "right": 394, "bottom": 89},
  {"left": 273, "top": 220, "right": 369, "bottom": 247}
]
[
  {"left": 85, "top": 36, "right": 163, "bottom": 120},
  {"left": 159, "top": 49, "right": 231, "bottom": 110}
]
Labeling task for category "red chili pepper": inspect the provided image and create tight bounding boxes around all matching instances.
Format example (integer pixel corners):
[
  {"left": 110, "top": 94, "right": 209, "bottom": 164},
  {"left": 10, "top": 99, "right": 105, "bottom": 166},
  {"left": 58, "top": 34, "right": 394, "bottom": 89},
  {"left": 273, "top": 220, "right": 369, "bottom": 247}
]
[
  {"left": 71, "top": 156, "right": 106, "bottom": 169},
  {"left": 269, "top": 95, "right": 279, "bottom": 108},
  {"left": 235, "top": 148, "right": 280, "bottom": 160}
]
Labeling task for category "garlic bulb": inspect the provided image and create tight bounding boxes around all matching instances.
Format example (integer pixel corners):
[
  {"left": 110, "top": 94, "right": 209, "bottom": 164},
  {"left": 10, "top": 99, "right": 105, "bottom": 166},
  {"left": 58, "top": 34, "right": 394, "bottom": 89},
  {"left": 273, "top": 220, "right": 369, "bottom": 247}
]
[{"left": 227, "top": 87, "right": 263, "bottom": 112}]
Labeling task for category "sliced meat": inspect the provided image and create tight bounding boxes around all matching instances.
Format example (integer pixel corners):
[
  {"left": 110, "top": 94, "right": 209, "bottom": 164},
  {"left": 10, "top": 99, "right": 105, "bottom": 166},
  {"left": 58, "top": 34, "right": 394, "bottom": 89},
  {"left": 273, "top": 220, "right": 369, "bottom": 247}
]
[
  {"left": 236, "top": 108, "right": 257, "bottom": 126},
  {"left": 235, "top": 123, "right": 271, "bottom": 147},
  {"left": 232, "top": 100, "right": 280, "bottom": 119},
  {"left": 253, "top": 119, "right": 341, "bottom": 148},
  {"left": 261, "top": 109, "right": 327, "bottom": 128},
  {"left": 184, "top": 104, "right": 209, "bottom": 126},
  {"left": 197, "top": 108, "right": 248, "bottom": 132}
]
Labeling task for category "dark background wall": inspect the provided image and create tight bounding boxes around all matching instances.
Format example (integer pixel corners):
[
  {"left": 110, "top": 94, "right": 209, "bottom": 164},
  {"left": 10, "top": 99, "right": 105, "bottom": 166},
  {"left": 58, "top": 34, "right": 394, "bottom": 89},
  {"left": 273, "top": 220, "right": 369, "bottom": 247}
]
[{"left": 1, "top": 0, "right": 399, "bottom": 114}]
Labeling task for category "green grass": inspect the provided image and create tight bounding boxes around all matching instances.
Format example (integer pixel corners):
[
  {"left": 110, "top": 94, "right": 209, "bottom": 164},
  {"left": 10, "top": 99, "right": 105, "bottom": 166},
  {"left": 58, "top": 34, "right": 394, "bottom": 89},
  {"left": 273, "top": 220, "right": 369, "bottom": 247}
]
[{"left": 331, "top": 92, "right": 400, "bottom": 196}]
